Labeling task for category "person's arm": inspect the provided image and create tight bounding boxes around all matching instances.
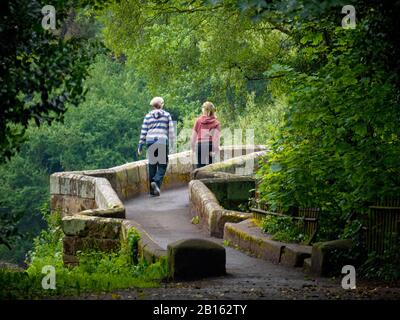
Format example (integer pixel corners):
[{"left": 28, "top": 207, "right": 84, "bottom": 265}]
[{"left": 138, "top": 117, "right": 148, "bottom": 155}]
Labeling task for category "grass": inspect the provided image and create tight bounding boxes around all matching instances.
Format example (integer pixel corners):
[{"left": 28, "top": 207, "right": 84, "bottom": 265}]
[{"left": 0, "top": 210, "right": 168, "bottom": 299}]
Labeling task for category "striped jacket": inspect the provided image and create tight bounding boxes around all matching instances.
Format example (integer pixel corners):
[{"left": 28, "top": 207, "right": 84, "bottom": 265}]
[{"left": 138, "top": 109, "right": 175, "bottom": 150}]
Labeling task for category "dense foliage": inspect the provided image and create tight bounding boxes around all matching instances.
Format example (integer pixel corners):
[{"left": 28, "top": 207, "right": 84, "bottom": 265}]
[
  {"left": 1, "top": 0, "right": 399, "bottom": 283},
  {"left": 0, "top": 208, "right": 167, "bottom": 299},
  {"left": 0, "top": 55, "right": 151, "bottom": 263},
  {"left": 0, "top": 0, "right": 103, "bottom": 162},
  {"left": 261, "top": 215, "right": 308, "bottom": 243}
]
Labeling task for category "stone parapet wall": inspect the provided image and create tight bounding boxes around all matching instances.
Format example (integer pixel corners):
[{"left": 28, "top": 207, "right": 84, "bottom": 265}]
[
  {"left": 50, "top": 173, "right": 124, "bottom": 218},
  {"left": 189, "top": 180, "right": 251, "bottom": 238},
  {"left": 50, "top": 146, "right": 267, "bottom": 217},
  {"left": 188, "top": 149, "right": 268, "bottom": 237},
  {"left": 49, "top": 145, "right": 266, "bottom": 266},
  {"left": 121, "top": 220, "right": 167, "bottom": 263},
  {"left": 191, "top": 150, "right": 267, "bottom": 180},
  {"left": 61, "top": 215, "right": 123, "bottom": 266},
  {"left": 223, "top": 219, "right": 312, "bottom": 267}
]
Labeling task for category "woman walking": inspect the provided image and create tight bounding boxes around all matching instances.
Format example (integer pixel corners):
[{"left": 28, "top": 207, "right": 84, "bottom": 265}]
[{"left": 191, "top": 101, "right": 221, "bottom": 169}]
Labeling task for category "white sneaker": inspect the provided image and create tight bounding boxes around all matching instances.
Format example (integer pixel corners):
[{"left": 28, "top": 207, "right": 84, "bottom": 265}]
[{"left": 151, "top": 182, "right": 160, "bottom": 196}]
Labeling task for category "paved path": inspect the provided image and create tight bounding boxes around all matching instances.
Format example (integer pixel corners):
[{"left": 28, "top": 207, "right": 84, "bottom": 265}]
[{"left": 115, "top": 187, "right": 400, "bottom": 300}]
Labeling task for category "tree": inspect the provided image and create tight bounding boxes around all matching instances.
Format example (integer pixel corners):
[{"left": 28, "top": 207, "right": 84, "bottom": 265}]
[
  {"left": 101, "top": 0, "right": 291, "bottom": 122},
  {"left": 0, "top": 0, "right": 108, "bottom": 253},
  {"left": 0, "top": 0, "right": 102, "bottom": 162},
  {"left": 0, "top": 55, "right": 151, "bottom": 263},
  {"left": 251, "top": 1, "right": 400, "bottom": 243}
]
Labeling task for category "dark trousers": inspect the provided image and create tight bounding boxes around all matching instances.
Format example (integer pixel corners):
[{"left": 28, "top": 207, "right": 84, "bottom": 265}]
[
  {"left": 147, "top": 142, "right": 169, "bottom": 192},
  {"left": 196, "top": 141, "right": 213, "bottom": 169}
]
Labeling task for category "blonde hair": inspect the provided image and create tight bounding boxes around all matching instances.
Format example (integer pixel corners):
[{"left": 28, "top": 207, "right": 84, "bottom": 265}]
[
  {"left": 150, "top": 96, "right": 164, "bottom": 109},
  {"left": 202, "top": 101, "right": 216, "bottom": 116}
]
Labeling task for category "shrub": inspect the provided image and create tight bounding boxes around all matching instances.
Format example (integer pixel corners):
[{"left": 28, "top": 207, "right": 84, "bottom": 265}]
[
  {"left": 0, "top": 208, "right": 167, "bottom": 299},
  {"left": 261, "top": 215, "right": 308, "bottom": 244}
]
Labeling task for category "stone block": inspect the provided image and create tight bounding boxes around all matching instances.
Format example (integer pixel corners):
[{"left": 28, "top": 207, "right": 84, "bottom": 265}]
[
  {"left": 114, "top": 168, "right": 128, "bottom": 199},
  {"left": 59, "top": 174, "right": 72, "bottom": 195},
  {"left": 77, "top": 175, "right": 96, "bottom": 198},
  {"left": 167, "top": 238, "right": 226, "bottom": 279},
  {"left": 50, "top": 194, "right": 96, "bottom": 216},
  {"left": 125, "top": 163, "right": 140, "bottom": 184},
  {"left": 63, "top": 236, "right": 120, "bottom": 255},
  {"left": 137, "top": 161, "right": 149, "bottom": 192},
  {"left": 174, "top": 154, "right": 192, "bottom": 174},
  {"left": 49, "top": 173, "right": 61, "bottom": 195},
  {"left": 95, "top": 178, "right": 123, "bottom": 210},
  {"left": 80, "top": 208, "right": 125, "bottom": 219},
  {"left": 311, "top": 239, "right": 354, "bottom": 276},
  {"left": 281, "top": 244, "right": 312, "bottom": 267},
  {"left": 62, "top": 215, "right": 122, "bottom": 239},
  {"left": 224, "top": 219, "right": 285, "bottom": 263},
  {"left": 83, "top": 169, "right": 118, "bottom": 192}
]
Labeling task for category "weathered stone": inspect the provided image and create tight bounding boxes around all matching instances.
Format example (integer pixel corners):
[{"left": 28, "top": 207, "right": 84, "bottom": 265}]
[
  {"left": 200, "top": 177, "right": 255, "bottom": 211},
  {"left": 281, "top": 244, "right": 312, "bottom": 267},
  {"left": 139, "top": 239, "right": 167, "bottom": 263},
  {"left": 80, "top": 208, "right": 125, "bottom": 219},
  {"left": 163, "top": 172, "right": 191, "bottom": 189},
  {"left": 49, "top": 173, "right": 61, "bottom": 195},
  {"left": 303, "top": 257, "right": 312, "bottom": 273},
  {"left": 124, "top": 163, "right": 141, "bottom": 198},
  {"left": 61, "top": 215, "right": 122, "bottom": 239},
  {"left": 121, "top": 220, "right": 167, "bottom": 263},
  {"left": 137, "top": 161, "right": 149, "bottom": 192},
  {"left": 63, "top": 236, "right": 120, "bottom": 255},
  {"left": 125, "top": 163, "right": 140, "bottom": 183},
  {"left": 113, "top": 168, "right": 128, "bottom": 200},
  {"left": 59, "top": 173, "right": 73, "bottom": 195},
  {"left": 53, "top": 173, "right": 96, "bottom": 199},
  {"left": 189, "top": 179, "right": 254, "bottom": 238},
  {"left": 167, "top": 238, "right": 226, "bottom": 279},
  {"left": 224, "top": 219, "right": 285, "bottom": 263},
  {"left": 95, "top": 178, "right": 123, "bottom": 210},
  {"left": 216, "top": 210, "right": 252, "bottom": 237},
  {"left": 63, "top": 253, "right": 79, "bottom": 267},
  {"left": 83, "top": 169, "right": 118, "bottom": 192},
  {"left": 50, "top": 194, "right": 96, "bottom": 216},
  {"left": 193, "top": 150, "right": 267, "bottom": 178},
  {"left": 77, "top": 175, "right": 96, "bottom": 198},
  {"left": 311, "top": 239, "right": 355, "bottom": 276}
]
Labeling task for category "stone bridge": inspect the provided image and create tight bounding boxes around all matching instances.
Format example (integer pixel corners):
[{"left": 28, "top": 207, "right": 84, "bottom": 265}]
[
  {"left": 48, "top": 145, "right": 399, "bottom": 299},
  {"left": 50, "top": 145, "right": 266, "bottom": 269},
  {"left": 50, "top": 145, "right": 333, "bottom": 277}
]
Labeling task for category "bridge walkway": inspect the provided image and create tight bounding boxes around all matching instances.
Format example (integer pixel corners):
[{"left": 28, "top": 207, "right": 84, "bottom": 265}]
[{"left": 123, "top": 186, "right": 346, "bottom": 299}]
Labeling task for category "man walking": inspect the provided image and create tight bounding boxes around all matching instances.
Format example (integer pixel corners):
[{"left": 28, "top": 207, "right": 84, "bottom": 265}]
[{"left": 137, "top": 97, "right": 175, "bottom": 196}]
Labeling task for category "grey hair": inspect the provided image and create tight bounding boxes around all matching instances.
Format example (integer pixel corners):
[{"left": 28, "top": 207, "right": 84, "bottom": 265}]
[{"left": 150, "top": 97, "right": 164, "bottom": 108}]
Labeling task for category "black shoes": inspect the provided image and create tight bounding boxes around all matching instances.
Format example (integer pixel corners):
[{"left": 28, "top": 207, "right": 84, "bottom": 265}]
[{"left": 150, "top": 182, "right": 160, "bottom": 196}]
